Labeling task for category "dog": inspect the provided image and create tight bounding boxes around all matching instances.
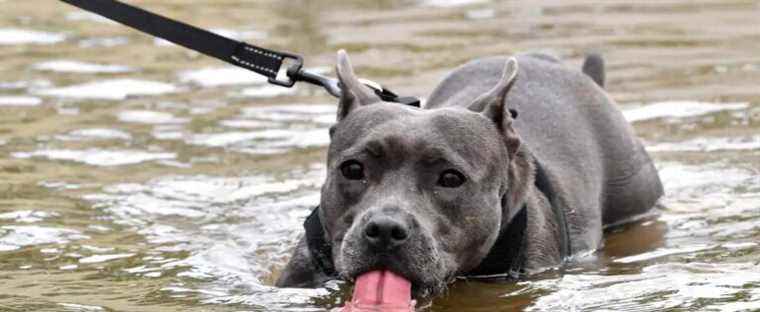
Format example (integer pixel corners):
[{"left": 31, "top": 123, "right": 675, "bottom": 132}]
[{"left": 276, "top": 50, "right": 663, "bottom": 298}]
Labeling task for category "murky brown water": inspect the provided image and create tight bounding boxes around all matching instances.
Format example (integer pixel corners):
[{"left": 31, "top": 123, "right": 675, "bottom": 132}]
[{"left": 1, "top": 0, "right": 759, "bottom": 311}]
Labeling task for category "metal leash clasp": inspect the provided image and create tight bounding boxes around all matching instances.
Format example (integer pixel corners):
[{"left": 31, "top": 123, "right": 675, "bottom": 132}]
[
  {"left": 290, "top": 67, "right": 341, "bottom": 97},
  {"left": 288, "top": 64, "right": 421, "bottom": 107},
  {"left": 269, "top": 52, "right": 303, "bottom": 88}
]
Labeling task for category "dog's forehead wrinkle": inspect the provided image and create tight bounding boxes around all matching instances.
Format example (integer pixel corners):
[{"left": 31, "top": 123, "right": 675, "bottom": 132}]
[
  {"left": 364, "top": 140, "right": 384, "bottom": 157},
  {"left": 426, "top": 111, "right": 505, "bottom": 177},
  {"left": 335, "top": 108, "right": 504, "bottom": 182},
  {"left": 330, "top": 103, "right": 419, "bottom": 155},
  {"left": 348, "top": 101, "right": 422, "bottom": 124}
]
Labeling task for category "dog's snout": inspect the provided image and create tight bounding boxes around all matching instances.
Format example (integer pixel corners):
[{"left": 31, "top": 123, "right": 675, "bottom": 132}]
[{"left": 363, "top": 215, "right": 410, "bottom": 250}]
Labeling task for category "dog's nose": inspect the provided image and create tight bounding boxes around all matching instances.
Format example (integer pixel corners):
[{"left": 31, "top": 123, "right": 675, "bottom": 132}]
[{"left": 363, "top": 215, "right": 410, "bottom": 250}]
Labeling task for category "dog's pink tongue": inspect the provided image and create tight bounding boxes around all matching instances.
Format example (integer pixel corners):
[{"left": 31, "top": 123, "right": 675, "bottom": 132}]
[{"left": 341, "top": 270, "right": 414, "bottom": 312}]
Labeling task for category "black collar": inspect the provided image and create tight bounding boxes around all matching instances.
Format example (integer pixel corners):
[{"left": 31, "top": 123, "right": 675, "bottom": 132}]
[
  {"left": 303, "top": 206, "right": 337, "bottom": 277},
  {"left": 302, "top": 160, "right": 571, "bottom": 280},
  {"left": 465, "top": 204, "right": 528, "bottom": 278},
  {"left": 533, "top": 157, "right": 572, "bottom": 261}
]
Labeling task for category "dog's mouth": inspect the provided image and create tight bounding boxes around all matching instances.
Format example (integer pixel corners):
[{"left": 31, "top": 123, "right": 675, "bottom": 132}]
[
  {"left": 347, "top": 270, "right": 414, "bottom": 308},
  {"left": 345, "top": 264, "right": 446, "bottom": 300},
  {"left": 337, "top": 226, "right": 451, "bottom": 299}
]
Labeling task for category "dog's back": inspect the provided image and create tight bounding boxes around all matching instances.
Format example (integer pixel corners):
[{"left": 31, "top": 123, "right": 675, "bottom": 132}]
[{"left": 426, "top": 54, "right": 663, "bottom": 253}]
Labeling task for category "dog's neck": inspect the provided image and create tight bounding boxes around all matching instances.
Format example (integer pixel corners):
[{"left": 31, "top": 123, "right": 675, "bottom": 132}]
[
  {"left": 464, "top": 202, "right": 528, "bottom": 278},
  {"left": 465, "top": 150, "right": 571, "bottom": 278},
  {"left": 463, "top": 148, "right": 535, "bottom": 278}
]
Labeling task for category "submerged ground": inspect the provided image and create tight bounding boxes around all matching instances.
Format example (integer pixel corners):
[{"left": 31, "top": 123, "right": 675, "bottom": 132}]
[{"left": 0, "top": 0, "right": 759, "bottom": 311}]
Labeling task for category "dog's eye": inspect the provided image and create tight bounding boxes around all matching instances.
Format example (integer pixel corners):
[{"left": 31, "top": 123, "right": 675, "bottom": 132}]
[
  {"left": 340, "top": 160, "right": 365, "bottom": 180},
  {"left": 437, "top": 169, "right": 466, "bottom": 188}
]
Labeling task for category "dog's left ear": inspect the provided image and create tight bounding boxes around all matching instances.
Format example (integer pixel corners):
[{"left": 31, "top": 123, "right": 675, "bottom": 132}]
[
  {"left": 468, "top": 57, "right": 521, "bottom": 158},
  {"left": 470, "top": 58, "right": 532, "bottom": 220},
  {"left": 335, "top": 50, "right": 381, "bottom": 122}
]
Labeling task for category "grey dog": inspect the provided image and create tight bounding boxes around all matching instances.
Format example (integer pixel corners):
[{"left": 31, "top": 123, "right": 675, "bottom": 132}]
[{"left": 276, "top": 50, "right": 663, "bottom": 298}]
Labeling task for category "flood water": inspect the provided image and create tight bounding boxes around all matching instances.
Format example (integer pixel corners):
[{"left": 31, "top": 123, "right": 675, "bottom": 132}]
[{"left": 1, "top": 0, "right": 759, "bottom": 311}]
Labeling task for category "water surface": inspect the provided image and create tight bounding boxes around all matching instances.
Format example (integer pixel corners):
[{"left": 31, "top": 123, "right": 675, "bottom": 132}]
[{"left": 1, "top": 0, "right": 759, "bottom": 311}]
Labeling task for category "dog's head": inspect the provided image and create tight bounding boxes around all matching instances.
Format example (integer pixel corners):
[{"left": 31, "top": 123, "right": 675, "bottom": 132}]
[{"left": 319, "top": 50, "right": 531, "bottom": 297}]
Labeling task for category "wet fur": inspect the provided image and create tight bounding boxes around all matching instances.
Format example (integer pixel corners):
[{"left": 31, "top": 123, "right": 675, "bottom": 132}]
[{"left": 276, "top": 51, "right": 663, "bottom": 297}]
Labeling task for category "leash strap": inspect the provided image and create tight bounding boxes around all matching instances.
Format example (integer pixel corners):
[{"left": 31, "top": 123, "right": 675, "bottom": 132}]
[
  {"left": 58, "top": 0, "right": 420, "bottom": 107},
  {"left": 59, "top": 0, "right": 298, "bottom": 86}
]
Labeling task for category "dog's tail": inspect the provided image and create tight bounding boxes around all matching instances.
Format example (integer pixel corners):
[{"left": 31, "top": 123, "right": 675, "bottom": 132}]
[{"left": 582, "top": 53, "right": 605, "bottom": 88}]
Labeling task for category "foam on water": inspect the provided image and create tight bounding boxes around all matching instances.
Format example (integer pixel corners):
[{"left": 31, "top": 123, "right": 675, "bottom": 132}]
[
  {"left": 65, "top": 11, "right": 116, "bottom": 24},
  {"left": 613, "top": 245, "right": 716, "bottom": 264},
  {"left": 421, "top": 0, "right": 489, "bottom": 7},
  {"left": 465, "top": 9, "right": 496, "bottom": 19},
  {"left": 0, "top": 28, "right": 66, "bottom": 45},
  {"left": 207, "top": 28, "right": 267, "bottom": 41},
  {"left": 623, "top": 101, "right": 749, "bottom": 122},
  {"left": 643, "top": 162, "right": 760, "bottom": 262},
  {"left": 13, "top": 149, "right": 176, "bottom": 166},
  {"left": 184, "top": 104, "right": 335, "bottom": 154},
  {"left": 188, "top": 128, "right": 329, "bottom": 154},
  {"left": 39, "top": 181, "right": 88, "bottom": 191},
  {"left": 657, "top": 162, "right": 753, "bottom": 199},
  {"left": 178, "top": 67, "right": 267, "bottom": 87},
  {"left": 81, "top": 245, "right": 115, "bottom": 253},
  {"left": 240, "top": 85, "right": 297, "bottom": 98},
  {"left": 83, "top": 164, "right": 326, "bottom": 302},
  {"left": 57, "top": 303, "right": 106, "bottom": 311},
  {"left": 0, "top": 96, "right": 42, "bottom": 107},
  {"left": 647, "top": 135, "right": 760, "bottom": 152},
  {"left": 152, "top": 125, "right": 186, "bottom": 141},
  {"left": 514, "top": 161, "right": 760, "bottom": 311},
  {"left": 241, "top": 104, "right": 337, "bottom": 123},
  {"left": 78, "top": 36, "right": 129, "bottom": 48},
  {"left": 722, "top": 242, "right": 758, "bottom": 251},
  {"left": 79, "top": 253, "right": 135, "bottom": 264},
  {"left": 56, "top": 128, "right": 132, "bottom": 141},
  {"left": 219, "top": 119, "right": 283, "bottom": 129},
  {"left": 0, "top": 210, "right": 56, "bottom": 223},
  {"left": 0, "top": 79, "right": 52, "bottom": 90},
  {"left": 0, "top": 226, "right": 88, "bottom": 252},
  {"left": 85, "top": 171, "right": 321, "bottom": 228},
  {"left": 523, "top": 262, "right": 760, "bottom": 311},
  {"left": 35, "top": 79, "right": 177, "bottom": 100},
  {"left": 657, "top": 162, "right": 758, "bottom": 228},
  {"left": 117, "top": 110, "right": 189, "bottom": 124},
  {"left": 33, "top": 60, "right": 133, "bottom": 74}
]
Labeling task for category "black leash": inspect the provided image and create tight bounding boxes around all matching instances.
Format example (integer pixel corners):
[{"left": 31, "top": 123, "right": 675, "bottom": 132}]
[{"left": 58, "top": 0, "right": 420, "bottom": 107}]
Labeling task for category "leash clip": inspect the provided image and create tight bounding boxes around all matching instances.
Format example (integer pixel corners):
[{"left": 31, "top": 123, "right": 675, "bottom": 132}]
[
  {"left": 287, "top": 62, "right": 421, "bottom": 108},
  {"left": 269, "top": 52, "right": 304, "bottom": 88},
  {"left": 361, "top": 80, "right": 421, "bottom": 107},
  {"left": 291, "top": 68, "right": 341, "bottom": 97}
]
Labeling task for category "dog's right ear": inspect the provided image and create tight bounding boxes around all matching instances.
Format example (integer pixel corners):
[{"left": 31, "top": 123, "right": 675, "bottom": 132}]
[{"left": 335, "top": 50, "right": 381, "bottom": 122}]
